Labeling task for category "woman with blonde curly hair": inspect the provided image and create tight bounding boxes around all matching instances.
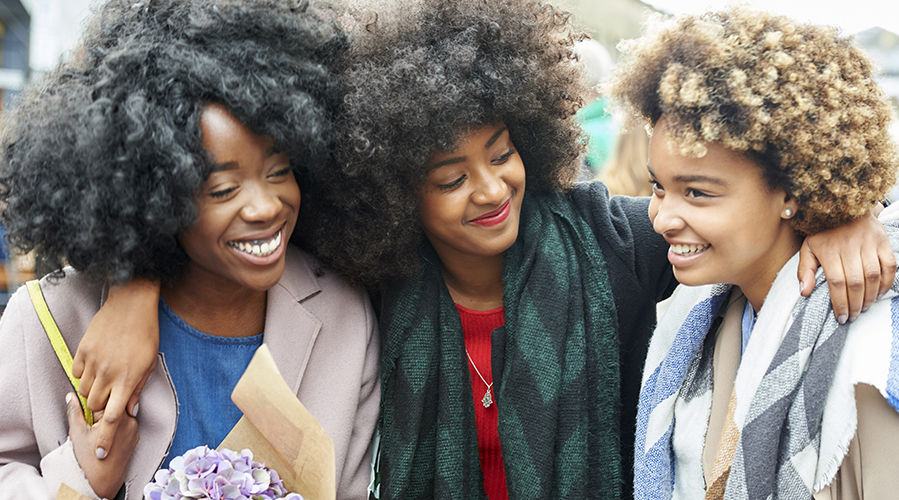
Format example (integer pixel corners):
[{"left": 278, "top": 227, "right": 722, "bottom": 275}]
[{"left": 613, "top": 8, "right": 899, "bottom": 499}]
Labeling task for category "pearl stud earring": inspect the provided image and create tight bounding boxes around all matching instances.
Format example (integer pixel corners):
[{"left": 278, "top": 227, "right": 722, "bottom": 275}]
[{"left": 784, "top": 208, "right": 793, "bottom": 217}]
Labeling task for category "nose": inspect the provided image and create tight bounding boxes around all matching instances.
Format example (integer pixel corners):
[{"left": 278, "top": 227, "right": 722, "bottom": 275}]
[
  {"left": 240, "top": 184, "right": 283, "bottom": 222},
  {"left": 470, "top": 166, "right": 506, "bottom": 205},
  {"left": 649, "top": 195, "right": 685, "bottom": 235}
]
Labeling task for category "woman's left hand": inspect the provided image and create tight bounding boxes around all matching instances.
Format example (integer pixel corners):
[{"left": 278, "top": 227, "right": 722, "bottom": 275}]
[{"left": 798, "top": 210, "right": 895, "bottom": 323}]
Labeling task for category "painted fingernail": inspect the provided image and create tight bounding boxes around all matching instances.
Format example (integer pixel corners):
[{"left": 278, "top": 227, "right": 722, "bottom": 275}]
[
  {"left": 96, "top": 447, "right": 107, "bottom": 459},
  {"left": 877, "top": 292, "right": 886, "bottom": 300},
  {"left": 65, "top": 393, "right": 74, "bottom": 404},
  {"left": 130, "top": 403, "right": 140, "bottom": 418},
  {"left": 862, "top": 305, "right": 870, "bottom": 313},
  {"left": 849, "top": 315, "right": 858, "bottom": 322},
  {"left": 837, "top": 314, "right": 848, "bottom": 324}
]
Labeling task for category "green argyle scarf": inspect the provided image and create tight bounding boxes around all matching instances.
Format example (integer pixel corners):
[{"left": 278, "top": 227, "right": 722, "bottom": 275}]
[{"left": 378, "top": 189, "right": 621, "bottom": 499}]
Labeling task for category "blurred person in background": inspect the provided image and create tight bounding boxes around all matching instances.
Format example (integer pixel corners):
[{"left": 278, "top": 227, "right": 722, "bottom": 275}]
[
  {"left": 574, "top": 39, "right": 618, "bottom": 178},
  {"left": 600, "top": 116, "right": 652, "bottom": 197}
]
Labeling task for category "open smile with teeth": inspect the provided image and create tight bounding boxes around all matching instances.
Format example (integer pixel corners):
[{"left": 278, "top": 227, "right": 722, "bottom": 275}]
[
  {"left": 670, "top": 243, "right": 710, "bottom": 256},
  {"left": 228, "top": 230, "right": 282, "bottom": 257}
]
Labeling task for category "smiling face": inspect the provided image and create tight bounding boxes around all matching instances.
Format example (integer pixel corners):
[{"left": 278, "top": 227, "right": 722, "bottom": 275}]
[
  {"left": 419, "top": 123, "right": 526, "bottom": 265},
  {"left": 177, "top": 103, "right": 300, "bottom": 293},
  {"left": 647, "top": 117, "right": 801, "bottom": 309}
]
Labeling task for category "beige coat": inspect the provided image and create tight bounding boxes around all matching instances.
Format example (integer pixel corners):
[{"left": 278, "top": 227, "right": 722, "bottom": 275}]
[
  {"left": 704, "top": 291, "right": 899, "bottom": 500},
  {"left": 0, "top": 246, "right": 380, "bottom": 500}
]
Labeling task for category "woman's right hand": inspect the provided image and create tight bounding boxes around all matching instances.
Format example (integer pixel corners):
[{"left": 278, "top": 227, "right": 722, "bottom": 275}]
[
  {"left": 66, "top": 393, "right": 139, "bottom": 499},
  {"left": 71, "top": 278, "right": 160, "bottom": 460}
]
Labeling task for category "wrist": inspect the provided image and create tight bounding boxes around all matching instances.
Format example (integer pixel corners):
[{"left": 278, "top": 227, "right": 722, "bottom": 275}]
[{"left": 108, "top": 278, "right": 161, "bottom": 305}]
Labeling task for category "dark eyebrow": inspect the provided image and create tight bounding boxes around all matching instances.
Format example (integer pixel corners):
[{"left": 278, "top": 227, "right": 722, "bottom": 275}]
[
  {"left": 429, "top": 127, "right": 509, "bottom": 169},
  {"left": 210, "top": 146, "right": 283, "bottom": 172},
  {"left": 674, "top": 174, "right": 726, "bottom": 185},
  {"left": 430, "top": 156, "right": 466, "bottom": 169},
  {"left": 485, "top": 126, "right": 507, "bottom": 148},
  {"left": 646, "top": 164, "right": 726, "bottom": 185},
  {"left": 211, "top": 161, "right": 237, "bottom": 173}
]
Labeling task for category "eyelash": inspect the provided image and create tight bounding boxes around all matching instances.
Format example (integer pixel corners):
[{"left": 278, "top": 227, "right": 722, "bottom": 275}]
[
  {"left": 686, "top": 188, "right": 710, "bottom": 199},
  {"left": 269, "top": 167, "right": 292, "bottom": 178},
  {"left": 437, "top": 149, "right": 515, "bottom": 190},
  {"left": 649, "top": 180, "right": 711, "bottom": 200},
  {"left": 210, "top": 187, "right": 236, "bottom": 199},
  {"left": 438, "top": 175, "right": 466, "bottom": 190},
  {"left": 209, "top": 166, "right": 291, "bottom": 198},
  {"left": 493, "top": 149, "right": 515, "bottom": 164}
]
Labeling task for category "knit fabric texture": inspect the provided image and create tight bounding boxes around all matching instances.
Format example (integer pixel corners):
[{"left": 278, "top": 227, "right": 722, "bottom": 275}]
[{"left": 378, "top": 189, "right": 622, "bottom": 499}]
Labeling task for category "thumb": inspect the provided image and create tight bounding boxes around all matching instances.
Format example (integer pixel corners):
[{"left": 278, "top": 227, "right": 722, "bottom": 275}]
[
  {"left": 65, "top": 392, "right": 89, "bottom": 433},
  {"left": 797, "top": 241, "right": 818, "bottom": 296}
]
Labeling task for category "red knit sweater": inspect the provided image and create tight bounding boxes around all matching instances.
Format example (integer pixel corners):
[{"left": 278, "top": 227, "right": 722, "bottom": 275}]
[{"left": 456, "top": 304, "right": 509, "bottom": 500}]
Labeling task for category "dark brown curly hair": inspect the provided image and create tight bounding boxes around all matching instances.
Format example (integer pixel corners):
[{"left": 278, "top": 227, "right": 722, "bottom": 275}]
[
  {"left": 295, "top": 0, "right": 589, "bottom": 287},
  {"left": 611, "top": 7, "right": 897, "bottom": 234}
]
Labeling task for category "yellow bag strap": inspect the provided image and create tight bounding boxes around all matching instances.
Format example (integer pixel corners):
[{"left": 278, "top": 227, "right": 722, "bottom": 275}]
[{"left": 25, "top": 280, "right": 94, "bottom": 425}]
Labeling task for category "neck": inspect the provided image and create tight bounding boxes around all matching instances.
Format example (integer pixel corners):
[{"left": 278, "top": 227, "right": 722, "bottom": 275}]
[
  {"left": 738, "top": 229, "right": 803, "bottom": 313},
  {"left": 437, "top": 252, "right": 505, "bottom": 311},
  {"left": 161, "top": 267, "right": 267, "bottom": 337}
]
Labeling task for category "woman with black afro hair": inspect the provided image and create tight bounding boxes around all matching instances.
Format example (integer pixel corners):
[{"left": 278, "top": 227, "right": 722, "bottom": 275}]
[
  {"left": 0, "top": 0, "right": 379, "bottom": 498},
  {"left": 71, "top": 0, "right": 894, "bottom": 499}
]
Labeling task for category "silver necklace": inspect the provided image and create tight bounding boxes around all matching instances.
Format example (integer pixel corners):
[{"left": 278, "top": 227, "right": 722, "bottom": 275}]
[{"left": 465, "top": 348, "right": 494, "bottom": 408}]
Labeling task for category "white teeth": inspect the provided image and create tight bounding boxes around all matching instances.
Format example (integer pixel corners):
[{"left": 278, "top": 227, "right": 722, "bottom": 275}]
[
  {"left": 229, "top": 230, "right": 282, "bottom": 258},
  {"left": 671, "top": 243, "right": 710, "bottom": 256}
]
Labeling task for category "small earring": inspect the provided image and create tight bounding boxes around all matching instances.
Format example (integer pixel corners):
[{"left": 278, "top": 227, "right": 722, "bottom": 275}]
[{"left": 783, "top": 208, "right": 793, "bottom": 217}]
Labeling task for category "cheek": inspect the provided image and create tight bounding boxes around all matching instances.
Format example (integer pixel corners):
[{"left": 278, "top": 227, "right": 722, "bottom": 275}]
[
  {"left": 647, "top": 197, "right": 658, "bottom": 221},
  {"left": 418, "top": 191, "right": 443, "bottom": 234}
]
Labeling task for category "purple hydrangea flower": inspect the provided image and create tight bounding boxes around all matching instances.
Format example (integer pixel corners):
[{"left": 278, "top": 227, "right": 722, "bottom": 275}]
[{"left": 143, "top": 445, "right": 306, "bottom": 500}]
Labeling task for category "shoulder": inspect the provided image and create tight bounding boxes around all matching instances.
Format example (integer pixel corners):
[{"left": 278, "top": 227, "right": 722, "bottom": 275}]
[{"left": 2, "top": 269, "right": 104, "bottom": 348}]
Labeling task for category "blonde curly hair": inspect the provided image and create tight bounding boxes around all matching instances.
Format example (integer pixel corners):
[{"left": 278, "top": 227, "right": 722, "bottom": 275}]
[{"left": 611, "top": 7, "right": 898, "bottom": 234}]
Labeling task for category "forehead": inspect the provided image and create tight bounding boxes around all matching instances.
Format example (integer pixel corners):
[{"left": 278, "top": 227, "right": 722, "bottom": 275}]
[
  {"left": 199, "top": 103, "right": 274, "bottom": 165},
  {"left": 649, "top": 118, "right": 763, "bottom": 183}
]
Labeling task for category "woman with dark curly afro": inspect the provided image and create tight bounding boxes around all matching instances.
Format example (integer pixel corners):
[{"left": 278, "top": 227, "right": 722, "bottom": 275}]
[
  {"left": 0, "top": 0, "right": 379, "bottom": 497},
  {"left": 70, "top": 0, "right": 894, "bottom": 499},
  {"left": 614, "top": 8, "right": 899, "bottom": 499}
]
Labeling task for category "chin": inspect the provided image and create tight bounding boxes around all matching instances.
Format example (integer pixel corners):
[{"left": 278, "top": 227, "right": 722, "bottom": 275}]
[{"left": 672, "top": 268, "right": 716, "bottom": 287}]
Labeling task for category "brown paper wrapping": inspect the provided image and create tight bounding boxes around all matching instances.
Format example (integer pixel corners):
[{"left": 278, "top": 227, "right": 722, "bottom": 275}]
[
  {"left": 218, "top": 345, "right": 336, "bottom": 500},
  {"left": 56, "top": 484, "right": 91, "bottom": 500}
]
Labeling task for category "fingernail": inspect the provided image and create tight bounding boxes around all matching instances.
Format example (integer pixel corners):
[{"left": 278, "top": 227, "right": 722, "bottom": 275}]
[
  {"left": 849, "top": 315, "right": 858, "bottom": 323},
  {"left": 799, "top": 280, "right": 806, "bottom": 291},
  {"left": 878, "top": 292, "right": 886, "bottom": 300},
  {"left": 130, "top": 403, "right": 140, "bottom": 418},
  {"left": 96, "top": 447, "right": 107, "bottom": 459},
  {"left": 65, "top": 393, "right": 74, "bottom": 404},
  {"left": 838, "top": 314, "right": 848, "bottom": 324},
  {"left": 862, "top": 305, "right": 870, "bottom": 313}
]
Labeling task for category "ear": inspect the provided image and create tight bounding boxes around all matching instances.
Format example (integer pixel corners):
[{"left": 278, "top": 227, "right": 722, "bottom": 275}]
[{"left": 781, "top": 196, "right": 799, "bottom": 220}]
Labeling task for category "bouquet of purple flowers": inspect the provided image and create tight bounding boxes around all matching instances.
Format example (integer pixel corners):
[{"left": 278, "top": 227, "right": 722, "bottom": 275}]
[{"left": 143, "top": 445, "right": 305, "bottom": 500}]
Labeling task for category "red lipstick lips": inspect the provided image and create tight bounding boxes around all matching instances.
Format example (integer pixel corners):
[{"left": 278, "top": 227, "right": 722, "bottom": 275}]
[{"left": 469, "top": 199, "right": 511, "bottom": 226}]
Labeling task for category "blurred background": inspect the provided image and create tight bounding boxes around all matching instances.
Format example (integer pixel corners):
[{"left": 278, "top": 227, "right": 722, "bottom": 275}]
[{"left": 0, "top": 0, "right": 897, "bottom": 307}]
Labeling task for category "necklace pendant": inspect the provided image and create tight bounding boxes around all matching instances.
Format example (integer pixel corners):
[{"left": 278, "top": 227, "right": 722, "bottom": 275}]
[{"left": 481, "top": 388, "right": 494, "bottom": 408}]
